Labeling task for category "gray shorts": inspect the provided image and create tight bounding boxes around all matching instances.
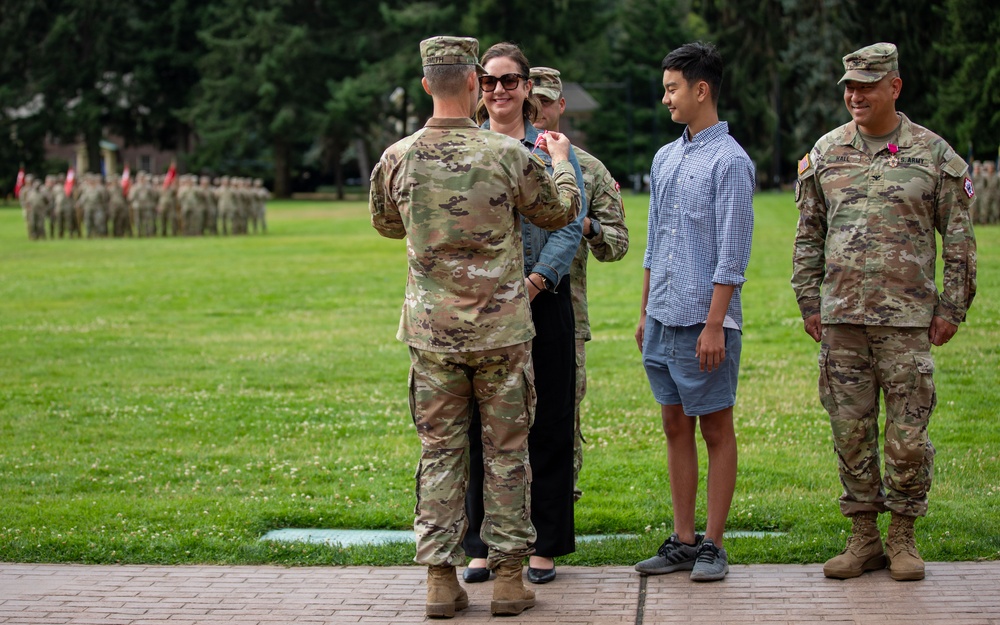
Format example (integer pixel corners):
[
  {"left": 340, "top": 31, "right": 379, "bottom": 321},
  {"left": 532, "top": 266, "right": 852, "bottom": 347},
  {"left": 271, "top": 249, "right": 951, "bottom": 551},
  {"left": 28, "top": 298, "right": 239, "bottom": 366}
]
[{"left": 641, "top": 317, "right": 741, "bottom": 416}]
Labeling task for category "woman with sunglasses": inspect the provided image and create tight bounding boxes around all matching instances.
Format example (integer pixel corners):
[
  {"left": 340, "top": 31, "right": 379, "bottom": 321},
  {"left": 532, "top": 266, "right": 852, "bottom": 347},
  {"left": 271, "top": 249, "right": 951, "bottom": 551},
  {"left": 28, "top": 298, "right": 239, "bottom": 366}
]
[{"left": 463, "top": 42, "right": 587, "bottom": 586}]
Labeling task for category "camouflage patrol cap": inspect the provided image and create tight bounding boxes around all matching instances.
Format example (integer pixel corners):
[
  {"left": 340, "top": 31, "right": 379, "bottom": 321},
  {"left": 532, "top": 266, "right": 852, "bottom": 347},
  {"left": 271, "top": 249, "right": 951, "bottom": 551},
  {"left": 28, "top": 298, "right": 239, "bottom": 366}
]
[
  {"left": 839, "top": 42, "right": 898, "bottom": 84},
  {"left": 530, "top": 67, "right": 562, "bottom": 101},
  {"left": 420, "top": 36, "right": 486, "bottom": 75}
]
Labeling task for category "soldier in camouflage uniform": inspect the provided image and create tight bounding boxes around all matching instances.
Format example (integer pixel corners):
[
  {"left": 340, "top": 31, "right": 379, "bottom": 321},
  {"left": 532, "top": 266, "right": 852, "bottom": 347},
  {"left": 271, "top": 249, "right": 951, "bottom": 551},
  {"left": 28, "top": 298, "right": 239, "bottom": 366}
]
[
  {"left": 233, "top": 177, "right": 250, "bottom": 234},
  {"left": 253, "top": 178, "right": 269, "bottom": 233},
  {"left": 79, "top": 174, "right": 108, "bottom": 238},
  {"left": 130, "top": 172, "right": 158, "bottom": 237},
  {"left": 529, "top": 66, "right": 630, "bottom": 502},
  {"left": 202, "top": 176, "right": 219, "bottom": 235},
  {"left": 970, "top": 161, "right": 984, "bottom": 224},
  {"left": 370, "top": 36, "right": 580, "bottom": 618},
  {"left": 53, "top": 175, "right": 75, "bottom": 238},
  {"left": 20, "top": 175, "right": 44, "bottom": 240},
  {"left": 982, "top": 160, "right": 998, "bottom": 224},
  {"left": 792, "top": 43, "right": 977, "bottom": 582},
  {"left": 217, "top": 176, "right": 235, "bottom": 235},
  {"left": 157, "top": 174, "right": 179, "bottom": 236},
  {"left": 107, "top": 179, "right": 131, "bottom": 237},
  {"left": 41, "top": 176, "right": 57, "bottom": 239},
  {"left": 177, "top": 175, "right": 198, "bottom": 236}
]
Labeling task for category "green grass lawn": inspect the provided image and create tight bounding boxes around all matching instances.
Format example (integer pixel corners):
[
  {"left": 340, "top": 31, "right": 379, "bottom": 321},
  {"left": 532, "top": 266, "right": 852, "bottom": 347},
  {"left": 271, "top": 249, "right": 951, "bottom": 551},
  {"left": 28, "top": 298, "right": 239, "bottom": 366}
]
[{"left": 1, "top": 193, "right": 997, "bottom": 566}]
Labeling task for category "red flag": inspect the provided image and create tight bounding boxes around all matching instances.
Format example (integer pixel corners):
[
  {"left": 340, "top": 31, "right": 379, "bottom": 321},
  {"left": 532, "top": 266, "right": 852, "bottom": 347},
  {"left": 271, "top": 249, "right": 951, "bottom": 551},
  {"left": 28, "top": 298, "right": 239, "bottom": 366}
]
[
  {"left": 64, "top": 168, "right": 75, "bottom": 197},
  {"left": 14, "top": 167, "right": 25, "bottom": 198},
  {"left": 121, "top": 165, "right": 131, "bottom": 197},
  {"left": 163, "top": 162, "right": 177, "bottom": 189}
]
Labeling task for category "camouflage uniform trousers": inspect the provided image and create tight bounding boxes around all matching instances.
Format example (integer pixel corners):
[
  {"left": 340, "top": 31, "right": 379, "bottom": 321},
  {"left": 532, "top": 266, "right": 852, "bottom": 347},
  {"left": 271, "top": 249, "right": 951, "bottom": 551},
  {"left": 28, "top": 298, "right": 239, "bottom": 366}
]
[
  {"left": 26, "top": 207, "right": 46, "bottom": 240},
  {"left": 572, "top": 338, "right": 587, "bottom": 502},
  {"left": 85, "top": 207, "right": 107, "bottom": 238},
  {"left": 818, "top": 324, "right": 936, "bottom": 518},
  {"left": 408, "top": 342, "right": 537, "bottom": 568},
  {"left": 137, "top": 208, "right": 156, "bottom": 237}
]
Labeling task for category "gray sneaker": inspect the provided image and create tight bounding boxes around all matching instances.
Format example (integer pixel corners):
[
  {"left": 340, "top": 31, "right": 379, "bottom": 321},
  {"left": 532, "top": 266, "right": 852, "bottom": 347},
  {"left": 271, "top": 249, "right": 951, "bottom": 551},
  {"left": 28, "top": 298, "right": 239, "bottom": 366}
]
[
  {"left": 634, "top": 533, "right": 703, "bottom": 575},
  {"left": 690, "top": 538, "right": 729, "bottom": 582}
]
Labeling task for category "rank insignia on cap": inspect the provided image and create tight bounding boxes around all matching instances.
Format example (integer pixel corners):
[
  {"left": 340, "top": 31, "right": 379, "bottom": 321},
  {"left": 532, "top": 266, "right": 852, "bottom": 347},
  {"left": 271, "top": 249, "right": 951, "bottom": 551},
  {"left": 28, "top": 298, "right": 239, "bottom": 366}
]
[
  {"left": 964, "top": 177, "right": 975, "bottom": 198},
  {"left": 797, "top": 153, "right": 811, "bottom": 175}
]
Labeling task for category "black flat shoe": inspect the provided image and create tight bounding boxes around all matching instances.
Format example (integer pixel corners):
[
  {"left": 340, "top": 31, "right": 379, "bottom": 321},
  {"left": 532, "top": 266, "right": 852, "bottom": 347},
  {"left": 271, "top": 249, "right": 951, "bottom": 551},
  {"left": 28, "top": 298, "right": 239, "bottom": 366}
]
[
  {"left": 526, "top": 566, "right": 556, "bottom": 584},
  {"left": 462, "top": 567, "right": 491, "bottom": 583}
]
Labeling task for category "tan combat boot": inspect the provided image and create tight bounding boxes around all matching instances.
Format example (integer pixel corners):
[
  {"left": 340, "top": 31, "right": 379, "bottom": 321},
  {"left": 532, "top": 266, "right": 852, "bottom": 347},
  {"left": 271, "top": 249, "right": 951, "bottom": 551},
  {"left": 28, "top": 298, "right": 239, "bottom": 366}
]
[
  {"left": 491, "top": 559, "right": 535, "bottom": 616},
  {"left": 885, "top": 513, "right": 925, "bottom": 581},
  {"left": 823, "top": 511, "right": 887, "bottom": 579},
  {"left": 425, "top": 564, "right": 469, "bottom": 619}
]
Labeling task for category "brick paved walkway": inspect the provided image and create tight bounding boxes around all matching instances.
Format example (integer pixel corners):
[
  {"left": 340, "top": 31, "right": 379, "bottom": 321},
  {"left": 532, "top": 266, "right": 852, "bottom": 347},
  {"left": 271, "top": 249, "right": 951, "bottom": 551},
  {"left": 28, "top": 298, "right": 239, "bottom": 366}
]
[{"left": 2, "top": 562, "right": 999, "bottom": 624}]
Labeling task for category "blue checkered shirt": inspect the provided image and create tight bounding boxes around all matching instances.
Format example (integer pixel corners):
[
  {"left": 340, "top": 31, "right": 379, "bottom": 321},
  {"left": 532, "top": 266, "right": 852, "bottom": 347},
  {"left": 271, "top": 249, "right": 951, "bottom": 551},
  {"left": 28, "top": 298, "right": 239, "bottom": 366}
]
[{"left": 643, "top": 121, "right": 755, "bottom": 329}]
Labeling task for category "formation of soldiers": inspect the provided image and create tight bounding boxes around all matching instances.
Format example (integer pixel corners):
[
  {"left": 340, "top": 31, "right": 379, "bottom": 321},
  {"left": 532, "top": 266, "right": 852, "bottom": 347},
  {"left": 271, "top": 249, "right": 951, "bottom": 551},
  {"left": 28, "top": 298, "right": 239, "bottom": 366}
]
[
  {"left": 970, "top": 160, "right": 1000, "bottom": 224},
  {"left": 17, "top": 172, "right": 269, "bottom": 240}
]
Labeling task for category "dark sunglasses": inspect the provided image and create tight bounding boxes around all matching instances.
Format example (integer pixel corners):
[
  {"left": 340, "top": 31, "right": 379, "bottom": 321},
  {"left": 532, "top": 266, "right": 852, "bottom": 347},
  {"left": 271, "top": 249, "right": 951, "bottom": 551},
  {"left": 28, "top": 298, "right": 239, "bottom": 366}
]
[{"left": 479, "top": 73, "right": 527, "bottom": 92}]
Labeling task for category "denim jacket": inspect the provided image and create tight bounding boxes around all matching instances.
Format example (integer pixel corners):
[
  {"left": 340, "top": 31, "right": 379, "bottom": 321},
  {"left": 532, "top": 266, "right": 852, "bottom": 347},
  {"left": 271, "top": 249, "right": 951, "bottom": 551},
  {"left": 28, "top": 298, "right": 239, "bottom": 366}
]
[{"left": 483, "top": 119, "right": 587, "bottom": 289}]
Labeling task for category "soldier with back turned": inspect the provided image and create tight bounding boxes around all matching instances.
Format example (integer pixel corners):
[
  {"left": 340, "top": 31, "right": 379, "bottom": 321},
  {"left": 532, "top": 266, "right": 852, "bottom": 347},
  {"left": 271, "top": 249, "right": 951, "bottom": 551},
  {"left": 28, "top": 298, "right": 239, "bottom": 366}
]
[{"left": 370, "top": 35, "right": 580, "bottom": 618}]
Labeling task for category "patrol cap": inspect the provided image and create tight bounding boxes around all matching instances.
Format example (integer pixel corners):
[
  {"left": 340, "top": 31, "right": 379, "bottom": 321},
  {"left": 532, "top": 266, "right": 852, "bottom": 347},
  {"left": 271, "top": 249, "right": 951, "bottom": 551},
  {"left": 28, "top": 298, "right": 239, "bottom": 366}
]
[
  {"left": 530, "top": 67, "right": 562, "bottom": 101},
  {"left": 420, "top": 36, "right": 486, "bottom": 75},
  {"left": 839, "top": 42, "right": 898, "bottom": 84}
]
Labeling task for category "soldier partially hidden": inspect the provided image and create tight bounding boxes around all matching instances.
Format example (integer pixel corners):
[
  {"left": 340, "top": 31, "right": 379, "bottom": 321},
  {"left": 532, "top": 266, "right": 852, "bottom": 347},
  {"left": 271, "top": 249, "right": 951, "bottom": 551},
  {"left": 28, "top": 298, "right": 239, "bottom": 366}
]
[
  {"left": 370, "top": 36, "right": 579, "bottom": 618},
  {"left": 792, "top": 43, "right": 977, "bottom": 582}
]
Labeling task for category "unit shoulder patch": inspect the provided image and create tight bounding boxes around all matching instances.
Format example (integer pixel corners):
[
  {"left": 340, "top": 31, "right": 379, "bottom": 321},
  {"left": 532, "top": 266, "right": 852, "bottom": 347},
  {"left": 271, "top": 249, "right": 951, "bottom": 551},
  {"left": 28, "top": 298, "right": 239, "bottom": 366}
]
[{"left": 797, "top": 153, "right": 812, "bottom": 176}]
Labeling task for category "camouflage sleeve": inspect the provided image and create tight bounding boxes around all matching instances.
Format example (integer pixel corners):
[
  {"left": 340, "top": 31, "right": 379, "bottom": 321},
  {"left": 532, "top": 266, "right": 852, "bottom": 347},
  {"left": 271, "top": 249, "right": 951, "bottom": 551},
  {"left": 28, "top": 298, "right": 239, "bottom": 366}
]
[
  {"left": 934, "top": 154, "right": 977, "bottom": 325},
  {"left": 791, "top": 150, "right": 827, "bottom": 319},
  {"left": 514, "top": 154, "right": 580, "bottom": 231},
  {"left": 369, "top": 158, "right": 405, "bottom": 239},
  {"left": 586, "top": 168, "right": 629, "bottom": 263}
]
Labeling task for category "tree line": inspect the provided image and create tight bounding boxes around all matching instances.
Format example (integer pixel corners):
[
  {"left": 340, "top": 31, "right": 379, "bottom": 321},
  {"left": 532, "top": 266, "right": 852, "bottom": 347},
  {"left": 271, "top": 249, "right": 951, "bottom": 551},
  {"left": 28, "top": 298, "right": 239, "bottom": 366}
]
[{"left": 2, "top": 0, "right": 997, "bottom": 198}]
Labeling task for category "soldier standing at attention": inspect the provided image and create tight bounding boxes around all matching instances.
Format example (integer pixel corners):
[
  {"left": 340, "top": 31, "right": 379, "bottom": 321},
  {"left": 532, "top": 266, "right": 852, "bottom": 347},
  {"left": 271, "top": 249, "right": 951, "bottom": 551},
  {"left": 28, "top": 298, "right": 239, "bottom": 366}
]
[
  {"left": 970, "top": 161, "right": 983, "bottom": 224},
  {"left": 157, "top": 174, "right": 178, "bottom": 236},
  {"left": 370, "top": 35, "right": 579, "bottom": 618},
  {"left": 80, "top": 174, "right": 108, "bottom": 238},
  {"left": 131, "top": 172, "right": 158, "bottom": 237},
  {"left": 41, "top": 175, "right": 57, "bottom": 239},
  {"left": 203, "top": 176, "right": 219, "bottom": 235},
  {"left": 53, "top": 174, "right": 75, "bottom": 238},
  {"left": 178, "top": 175, "right": 197, "bottom": 236},
  {"left": 792, "top": 43, "right": 977, "bottom": 582},
  {"left": 20, "top": 175, "right": 43, "bottom": 240},
  {"left": 530, "top": 65, "right": 629, "bottom": 503},
  {"left": 217, "top": 176, "right": 235, "bottom": 235},
  {"left": 982, "top": 159, "right": 999, "bottom": 224},
  {"left": 253, "top": 178, "right": 269, "bottom": 234},
  {"left": 233, "top": 177, "right": 250, "bottom": 234},
  {"left": 107, "top": 178, "right": 131, "bottom": 237}
]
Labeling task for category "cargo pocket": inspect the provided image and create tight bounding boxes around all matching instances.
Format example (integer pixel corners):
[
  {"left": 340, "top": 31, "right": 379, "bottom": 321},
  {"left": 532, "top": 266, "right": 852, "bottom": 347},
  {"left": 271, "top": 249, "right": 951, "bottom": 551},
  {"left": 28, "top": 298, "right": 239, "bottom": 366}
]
[
  {"left": 903, "top": 353, "right": 936, "bottom": 424},
  {"left": 522, "top": 460, "right": 533, "bottom": 521},
  {"left": 522, "top": 364, "right": 537, "bottom": 430},
  {"left": 408, "top": 365, "right": 418, "bottom": 427},
  {"left": 817, "top": 344, "right": 839, "bottom": 418},
  {"left": 521, "top": 364, "right": 536, "bottom": 521},
  {"left": 412, "top": 463, "right": 422, "bottom": 517}
]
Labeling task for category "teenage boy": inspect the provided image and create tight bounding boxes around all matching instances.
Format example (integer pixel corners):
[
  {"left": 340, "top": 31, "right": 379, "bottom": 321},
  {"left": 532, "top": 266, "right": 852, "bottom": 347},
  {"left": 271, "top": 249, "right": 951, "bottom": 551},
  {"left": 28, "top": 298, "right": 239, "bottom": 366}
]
[{"left": 634, "top": 42, "right": 754, "bottom": 582}]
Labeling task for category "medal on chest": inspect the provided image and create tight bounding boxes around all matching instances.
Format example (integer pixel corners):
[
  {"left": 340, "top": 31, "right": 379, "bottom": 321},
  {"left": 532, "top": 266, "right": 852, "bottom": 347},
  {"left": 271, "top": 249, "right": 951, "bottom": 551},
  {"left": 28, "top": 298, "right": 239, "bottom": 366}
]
[{"left": 887, "top": 143, "right": 899, "bottom": 168}]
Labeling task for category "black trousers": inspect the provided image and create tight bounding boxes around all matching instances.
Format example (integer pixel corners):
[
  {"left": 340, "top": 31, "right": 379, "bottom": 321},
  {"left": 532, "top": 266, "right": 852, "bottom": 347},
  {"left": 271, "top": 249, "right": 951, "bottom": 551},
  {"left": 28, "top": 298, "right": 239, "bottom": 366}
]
[{"left": 463, "top": 276, "right": 576, "bottom": 558}]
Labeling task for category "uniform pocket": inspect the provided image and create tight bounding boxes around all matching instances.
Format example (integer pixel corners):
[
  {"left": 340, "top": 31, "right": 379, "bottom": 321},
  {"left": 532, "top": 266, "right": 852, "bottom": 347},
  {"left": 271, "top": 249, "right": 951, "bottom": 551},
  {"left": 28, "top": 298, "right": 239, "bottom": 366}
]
[
  {"left": 903, "top": 353, "right": 936, "bottom": 424},
  {"left": 523, "top": 364, "right": 537, "bottom": 430},
  {"left": 412, "top": 463, "right": 422, "bottom": 517},
  {"left": 817, "top": 344, "right": 839, "bottom": 418},
  {"left": 407, "top": 365, "right": 417, "bottom": 426}
]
